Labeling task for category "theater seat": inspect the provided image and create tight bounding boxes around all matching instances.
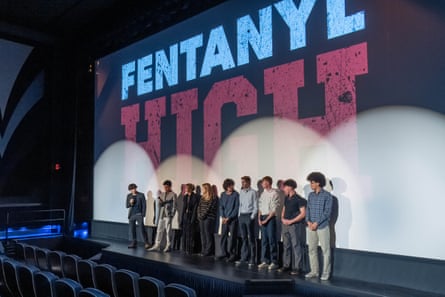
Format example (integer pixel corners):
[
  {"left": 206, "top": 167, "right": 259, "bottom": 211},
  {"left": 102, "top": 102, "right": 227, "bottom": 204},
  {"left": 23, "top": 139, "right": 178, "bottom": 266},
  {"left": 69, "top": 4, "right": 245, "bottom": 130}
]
[
  {"left": 48, "top": 250, "right": 66, "bottom": 277},
  {"left": 94, "top": 263, "right": 117, "bottom": 297},
  {"left": 79, "top": 288, "right": 111, "bottom": 297},
  {"left": 0, "top": 255, "right": 10, "bottom": 296},
  {"left": 165, "top": 283, "right": 197, "bottom": 297},
  {"left": 17, "top": 263, "right": 40, "bottom": 297},
  {"left": 63, "top": 254, "right": 81, "bottom": 281},
  {"left": 35, "top": 247, "right": 50, "bottom": 271},
  {"left": 34, "top": 271, "right": 58, "bottom": 297},
  {"left": 138, "top": 276, "right": 165, "bottom": 297},
  {"left": 3, "top": 258, "right": 22, "bottom": 297},
  {"left": 55, "top": 278, "right": 83, "bottom": 297},
  {"left": 24, "top": 245, "right": 38, "bottom": 267},
  {"left": 15, "top": 242, "right": 27, "bottom": 261},
  {"left": 77, "top": 259, "right": 97, "bottom": 288},
  {"left": 114, "top": 269, "right": 140, "bottom": 297}
]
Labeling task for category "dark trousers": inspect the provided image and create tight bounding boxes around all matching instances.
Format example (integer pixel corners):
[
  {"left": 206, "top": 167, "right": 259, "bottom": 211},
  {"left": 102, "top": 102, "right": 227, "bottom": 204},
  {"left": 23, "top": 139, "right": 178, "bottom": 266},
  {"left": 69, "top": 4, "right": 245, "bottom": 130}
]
[
  {"left": 173, "top": 229, "right": 182, "bottom": 250},
  {"left": 220, "top": 218, "right": 239, "bottom": 258},
  {"left": 260, "top": 215, "right": 278, "bottom": 264},
  {"left": 129, "top": 214, "right": 148, "bottom": 243},
  {"left": 199, "top": 218, "right": 215, "bottom": 256},
  {"left": 239, "top": 213, "right": 256, "bottom": 262},
  {"left": 282, "top": 223, "right": 304, "bottom": 270},
  {"left": 182, "top": 220, "right": 198, "bottom": 254}
]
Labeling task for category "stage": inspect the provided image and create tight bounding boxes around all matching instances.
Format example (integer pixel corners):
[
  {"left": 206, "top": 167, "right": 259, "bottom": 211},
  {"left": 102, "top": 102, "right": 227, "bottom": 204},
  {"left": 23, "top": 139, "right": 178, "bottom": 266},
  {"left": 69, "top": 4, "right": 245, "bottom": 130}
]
[{"left": 87, "top": 238, "right": 441, "bottom": 297}]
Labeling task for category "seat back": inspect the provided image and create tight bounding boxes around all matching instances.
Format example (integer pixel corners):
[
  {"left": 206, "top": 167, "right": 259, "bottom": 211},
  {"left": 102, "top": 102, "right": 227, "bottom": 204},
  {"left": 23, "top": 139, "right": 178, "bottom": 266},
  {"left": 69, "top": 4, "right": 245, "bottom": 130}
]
[
  {"left": 114, "top": 269, "right": 140, "bottom": 297},
  {"left": 55, "top": 278, "right": 83, "bottom": 297},
  {"left": 138, "top": 276, "right": 165, "bottom": 297},
  {"left": 77, "top": 259, "right": 97, "bottom": 288},
  {"left": 94, "top": 263, "right": 117, "bottom": 297},
  {"left": 3, "top": 258, "right": 21, "bottom": 297},
  {"left": 34, "top": 271, "right": 58, "bottom": 297},
  {"left": 24, "top": 245, "right": 38, "bottom": 267},
  {"left": 0, "top": 255, "right": 9, "bottom": 293},
  {"left": 35, "top": 247, "right": 50, "bottom": 271},
  {"left": 165, "top": 283, "right": 197, "bottom": 297},
  {"left": 63, "top": 254, "right": 81, "bottom": 281},
  {"left": 17, "top": 264, "right": 40, "bottom": 297},
  {"left": 48, "top": 250, "right": 66, "bottom": 277},
  {"left": 15, "top": 242, "right": 27, "bottom": 261},
  {"left": 79, "top": 288, "right": 111, "bottom": 297}
]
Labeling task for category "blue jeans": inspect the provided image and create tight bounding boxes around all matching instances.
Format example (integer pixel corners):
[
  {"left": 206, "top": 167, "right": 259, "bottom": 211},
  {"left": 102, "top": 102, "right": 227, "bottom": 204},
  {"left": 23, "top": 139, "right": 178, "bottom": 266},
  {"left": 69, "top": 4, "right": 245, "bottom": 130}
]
[{"left": 260, "top": 215, "right": 278, "bottom": 264}]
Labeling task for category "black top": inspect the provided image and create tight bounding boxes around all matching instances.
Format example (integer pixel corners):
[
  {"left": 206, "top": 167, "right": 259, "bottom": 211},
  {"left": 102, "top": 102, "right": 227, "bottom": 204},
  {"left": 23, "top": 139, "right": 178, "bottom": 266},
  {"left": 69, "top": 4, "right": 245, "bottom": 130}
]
[
  {"left": 126, "top": 192, "right": 146, "bottom": 219},
  {"left": 283, "top": 193, "right": 307, "bottom": 222},
  {"left": 197, "top": 196, "right": 218, "bottom": 221},
  {"left": 182, "top": 193, "right": 200, "bottom": 224}
]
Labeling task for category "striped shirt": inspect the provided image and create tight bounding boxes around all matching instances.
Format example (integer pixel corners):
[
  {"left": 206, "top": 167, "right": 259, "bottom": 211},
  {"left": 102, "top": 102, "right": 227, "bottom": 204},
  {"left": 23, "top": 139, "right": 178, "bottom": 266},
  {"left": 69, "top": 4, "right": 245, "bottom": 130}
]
[
  {"left": 197, "top": 196, "right": 218, "bottom": 220},
  {"left": 306, "top": 189, "right": 332, "bottom": 229}
]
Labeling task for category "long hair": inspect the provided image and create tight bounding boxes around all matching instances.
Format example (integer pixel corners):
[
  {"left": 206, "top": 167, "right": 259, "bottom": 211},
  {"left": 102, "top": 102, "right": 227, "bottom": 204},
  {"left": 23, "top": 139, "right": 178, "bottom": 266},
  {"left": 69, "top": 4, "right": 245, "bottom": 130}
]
[{"left": 201, "top": 183, "right": 213, "bottom": 200}]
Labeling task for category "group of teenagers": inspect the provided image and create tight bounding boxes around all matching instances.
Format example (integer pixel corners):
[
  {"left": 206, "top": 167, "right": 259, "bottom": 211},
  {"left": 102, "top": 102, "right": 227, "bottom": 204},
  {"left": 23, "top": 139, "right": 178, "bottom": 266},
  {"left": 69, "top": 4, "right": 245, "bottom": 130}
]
[{"left": 126, "top": 171, "right": 333, "bottom": 281}]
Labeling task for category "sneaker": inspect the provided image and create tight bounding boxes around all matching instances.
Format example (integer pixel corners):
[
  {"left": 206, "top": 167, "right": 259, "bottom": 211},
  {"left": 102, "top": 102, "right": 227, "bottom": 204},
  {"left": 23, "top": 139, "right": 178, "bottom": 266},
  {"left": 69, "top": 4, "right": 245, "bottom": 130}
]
[
  {"left": 144, "top": 243, "right": 151, "bottom": 249},
  {"left": 235, "top": 259, "right": 247, "bottom": 265},
  {"left": 290, "top": 270, "right": 299, "bottom": 276},
  {"left": 163, "top": 247, "right": 171, "bottom": 253},
  {"left": 248, "top": 260, "right": 255, "bottom": 267},
  {"left": 148, "top": 245, "right": 160, "bottom": 251},
  {"left": 257, "top": 262, "right": 268, "bottom": 269},
  {"left": 320, "top": 274, "right": 330, "bottom": 281},
  {"left": 268, "top": 263, "right": 279, "bottom": 270},
  {"left": 226, "top": 255, "right": 237, "bottom": 263},
  {"left": 305, "top": 272, "right": 318, "bottom": 279},
  {"left": 127, "top": 242, "right": 137, "bottom": 248},
  {"left": 278, "top": 266, "right": 291, "bottom": 273}
]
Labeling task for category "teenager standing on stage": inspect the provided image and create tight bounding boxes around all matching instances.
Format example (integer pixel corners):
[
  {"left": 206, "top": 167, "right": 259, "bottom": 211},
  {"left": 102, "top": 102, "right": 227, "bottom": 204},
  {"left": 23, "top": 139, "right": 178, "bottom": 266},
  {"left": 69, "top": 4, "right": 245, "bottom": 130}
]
[
  {"left": 257, "top": 176, "right": 280, "bottom": 270},
  {"left": 149, "top": 180, "right": 177, "bottom": 252},
  {"left": 217, "top": 178, "right": 240, "bottom": 262},
  {"left": 181, "top": 183, "right": 200, "bottom": 254},
  {"left": 126, "top": 183, "right": 150, "bottom": 249},
  {"left": 172, "top": 184, "right": 185, "bottom": 251},
  {"left": 278, "top": 179, "right": 307, "bottom": 276},
  {"left": 305, "top": 172, "right": 333, "bottom": 281},
  {"left": 235, "top": 176, "right": 258, "bottom": 267},
  {"left": 198, "top": 183, "right": 218, "bottom": 256}
]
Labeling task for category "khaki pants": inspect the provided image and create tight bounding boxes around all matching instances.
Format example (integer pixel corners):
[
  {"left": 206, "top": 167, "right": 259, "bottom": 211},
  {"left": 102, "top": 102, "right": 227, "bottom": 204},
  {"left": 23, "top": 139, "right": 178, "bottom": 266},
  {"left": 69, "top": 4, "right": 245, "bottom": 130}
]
[
  {"left": 307, "top": 226, "right": 331, "bottom": 276},
  {"left": 154, "top": 217, "right": 172, "bottom": 249}
]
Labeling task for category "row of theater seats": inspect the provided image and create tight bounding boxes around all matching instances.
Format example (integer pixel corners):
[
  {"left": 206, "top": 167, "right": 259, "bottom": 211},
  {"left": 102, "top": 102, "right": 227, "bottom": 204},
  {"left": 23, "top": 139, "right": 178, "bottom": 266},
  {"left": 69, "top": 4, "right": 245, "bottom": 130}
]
[{"left": 1, "top": 242, "right": 196, "bottom": 297}]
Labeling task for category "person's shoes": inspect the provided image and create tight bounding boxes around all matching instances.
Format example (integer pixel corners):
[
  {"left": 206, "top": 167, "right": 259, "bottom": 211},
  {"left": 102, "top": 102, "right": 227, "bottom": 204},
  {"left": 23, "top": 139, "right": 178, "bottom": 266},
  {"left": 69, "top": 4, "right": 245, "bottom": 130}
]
[
  {"left": 148, "top": 245, "right": 160, "bottom": 251},
  {"left": 226, "top": 255, "right": 237, "bottom": 263},
  {"left": 127, "top": 242, "right": 137, "bottom": 248},
  {"left": 278, "top": 266, "right": 291, "bottom": 273},
  {"left": 257, "top": 262, "right": 268, "bottom": 269},
  {"left": 268, "top": 263, "right": 279, "bottom": 270},
  {"left": 290, "top": 270, "right": 300, "bottom": 276},
  {"left": 215, "top": 255, "right": 227, "bottom": 261},
  {"left": 248, "top": 260, "right": 255, "bottom": 267},
  {"left": 144, "top": 243, "right": 151, "bottom": 249},
  {"left": 235, "top": 259, "right": 247, "bottom": 265},
  {"left": 320, "top": 274, "right": 330, "bottom": 281},
  {"left": 163, "top": 247, "right": 171, "bottom": 253},
  {"left": 305, "top": 272, "right": 318, "bottom": 279}
]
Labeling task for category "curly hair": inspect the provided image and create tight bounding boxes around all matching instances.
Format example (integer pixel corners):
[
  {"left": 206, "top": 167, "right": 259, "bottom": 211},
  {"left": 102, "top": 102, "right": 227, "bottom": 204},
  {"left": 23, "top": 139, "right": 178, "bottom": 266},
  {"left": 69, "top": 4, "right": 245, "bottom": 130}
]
[{"left": 306, "top": 172, "right": 326, "bottom": 187}]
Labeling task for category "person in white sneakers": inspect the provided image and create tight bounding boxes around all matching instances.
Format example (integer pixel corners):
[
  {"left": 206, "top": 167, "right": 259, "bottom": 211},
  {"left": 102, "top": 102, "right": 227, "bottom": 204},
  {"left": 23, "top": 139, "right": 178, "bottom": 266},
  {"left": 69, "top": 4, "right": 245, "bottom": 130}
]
[
  {"left": 149, "top": 180, "right": 177, "bottom": 252},
  {"left": 304, "top": 172, "right": 333, "bottom": 281},
  {"left": 257, "top": 176, "right": 280, "bottom": 271}
]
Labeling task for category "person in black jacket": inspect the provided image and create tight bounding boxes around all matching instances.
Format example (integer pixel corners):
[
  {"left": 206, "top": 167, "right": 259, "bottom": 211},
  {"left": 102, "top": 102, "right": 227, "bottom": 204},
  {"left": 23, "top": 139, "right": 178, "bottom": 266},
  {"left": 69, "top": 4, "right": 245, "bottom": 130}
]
[
  {"left": 198, "top": 183, "right": 218, "bottom": 256},
  {"left": 181, "top": 183, "right": 200, "bottom": 254},
  {"left": 126, "top": 183, "right": 149, "bottom": 248}
]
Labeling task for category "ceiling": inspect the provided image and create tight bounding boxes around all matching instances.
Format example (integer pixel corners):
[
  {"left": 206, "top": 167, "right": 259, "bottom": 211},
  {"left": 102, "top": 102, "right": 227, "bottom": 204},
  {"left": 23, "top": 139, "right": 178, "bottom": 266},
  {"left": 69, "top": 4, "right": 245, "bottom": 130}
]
[{"left": 0, "top": 0, "right": 226, "bottom": 56}]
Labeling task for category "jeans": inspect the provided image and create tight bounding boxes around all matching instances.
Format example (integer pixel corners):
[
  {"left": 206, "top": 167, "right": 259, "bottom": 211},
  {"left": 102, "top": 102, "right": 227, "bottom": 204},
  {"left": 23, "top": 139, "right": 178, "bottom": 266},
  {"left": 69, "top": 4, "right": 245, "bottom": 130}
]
[
  {"left": 307, "top": 226, "right": 331, "bottom": 276},
  {"left": 220, "top": 218, "right": 239, "bottom": 258},
  {"left": 129, "top": 214, "right": 148, "bottom": 243},
  {"left": 154, "top": 217, "right": 172, "bottom": 249},
  {"left": 260, "top": 215, "right": 278, "bottom": 264},
  {"left": 282, "top": 223, "right": 304, "bottom": 269},
  {"left": 239, "top": 213, "right": 256, "bottom": 262},
  {"left": 199, "top": 218, "right": 215, "bottom": 256}
]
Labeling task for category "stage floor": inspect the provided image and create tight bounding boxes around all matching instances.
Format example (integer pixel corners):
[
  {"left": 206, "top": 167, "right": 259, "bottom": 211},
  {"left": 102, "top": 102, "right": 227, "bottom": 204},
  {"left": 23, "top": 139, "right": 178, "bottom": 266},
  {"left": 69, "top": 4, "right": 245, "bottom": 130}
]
[{"left": 89, "top": 238, "right": 442, "bottom": 297}]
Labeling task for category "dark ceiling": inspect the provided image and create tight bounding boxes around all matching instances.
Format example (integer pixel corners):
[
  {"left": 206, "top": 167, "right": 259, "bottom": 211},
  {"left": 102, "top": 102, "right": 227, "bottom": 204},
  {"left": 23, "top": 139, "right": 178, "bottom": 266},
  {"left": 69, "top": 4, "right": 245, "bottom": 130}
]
[{"left": 0, "top": 0, "right": 226, "bottom": 57}]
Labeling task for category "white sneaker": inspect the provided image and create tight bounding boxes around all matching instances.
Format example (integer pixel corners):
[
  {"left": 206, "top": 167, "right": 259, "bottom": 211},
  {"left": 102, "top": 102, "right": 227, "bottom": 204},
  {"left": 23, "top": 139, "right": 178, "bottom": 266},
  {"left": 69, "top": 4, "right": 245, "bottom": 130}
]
[
  {"left": 268, "top": 263, "right": 279, "bottom": 270},
  {"left": 257, "top": 262, "right": 268, "bottom": 269},
  {"left": 305, "top": 272, "right": 318, "bottom": 279},
  {"left": 320, "top": 274, "right": 330, "bottom": 281},
  {"left": 163, "top": 247, "right": 171, "bottom": 253},
  {"left": 148, "top": 245, "right": 160, "bottom": 251}
]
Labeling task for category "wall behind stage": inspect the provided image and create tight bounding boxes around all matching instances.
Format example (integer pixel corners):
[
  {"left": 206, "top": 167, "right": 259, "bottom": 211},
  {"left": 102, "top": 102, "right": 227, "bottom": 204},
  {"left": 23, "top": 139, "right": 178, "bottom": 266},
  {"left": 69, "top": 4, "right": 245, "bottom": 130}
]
[
  {"left": 0, "top": 38, "right": 52, "bottom": 205},
  {"left": 94, "top": 0, "right": 445, "bottom": 260}
]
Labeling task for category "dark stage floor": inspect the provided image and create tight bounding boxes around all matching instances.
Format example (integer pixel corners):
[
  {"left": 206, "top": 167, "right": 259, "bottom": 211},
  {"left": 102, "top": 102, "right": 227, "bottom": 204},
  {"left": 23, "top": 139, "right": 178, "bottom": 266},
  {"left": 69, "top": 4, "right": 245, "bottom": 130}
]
[{"left": 88, "top": 238, "right": 443, "bottom": 297}]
